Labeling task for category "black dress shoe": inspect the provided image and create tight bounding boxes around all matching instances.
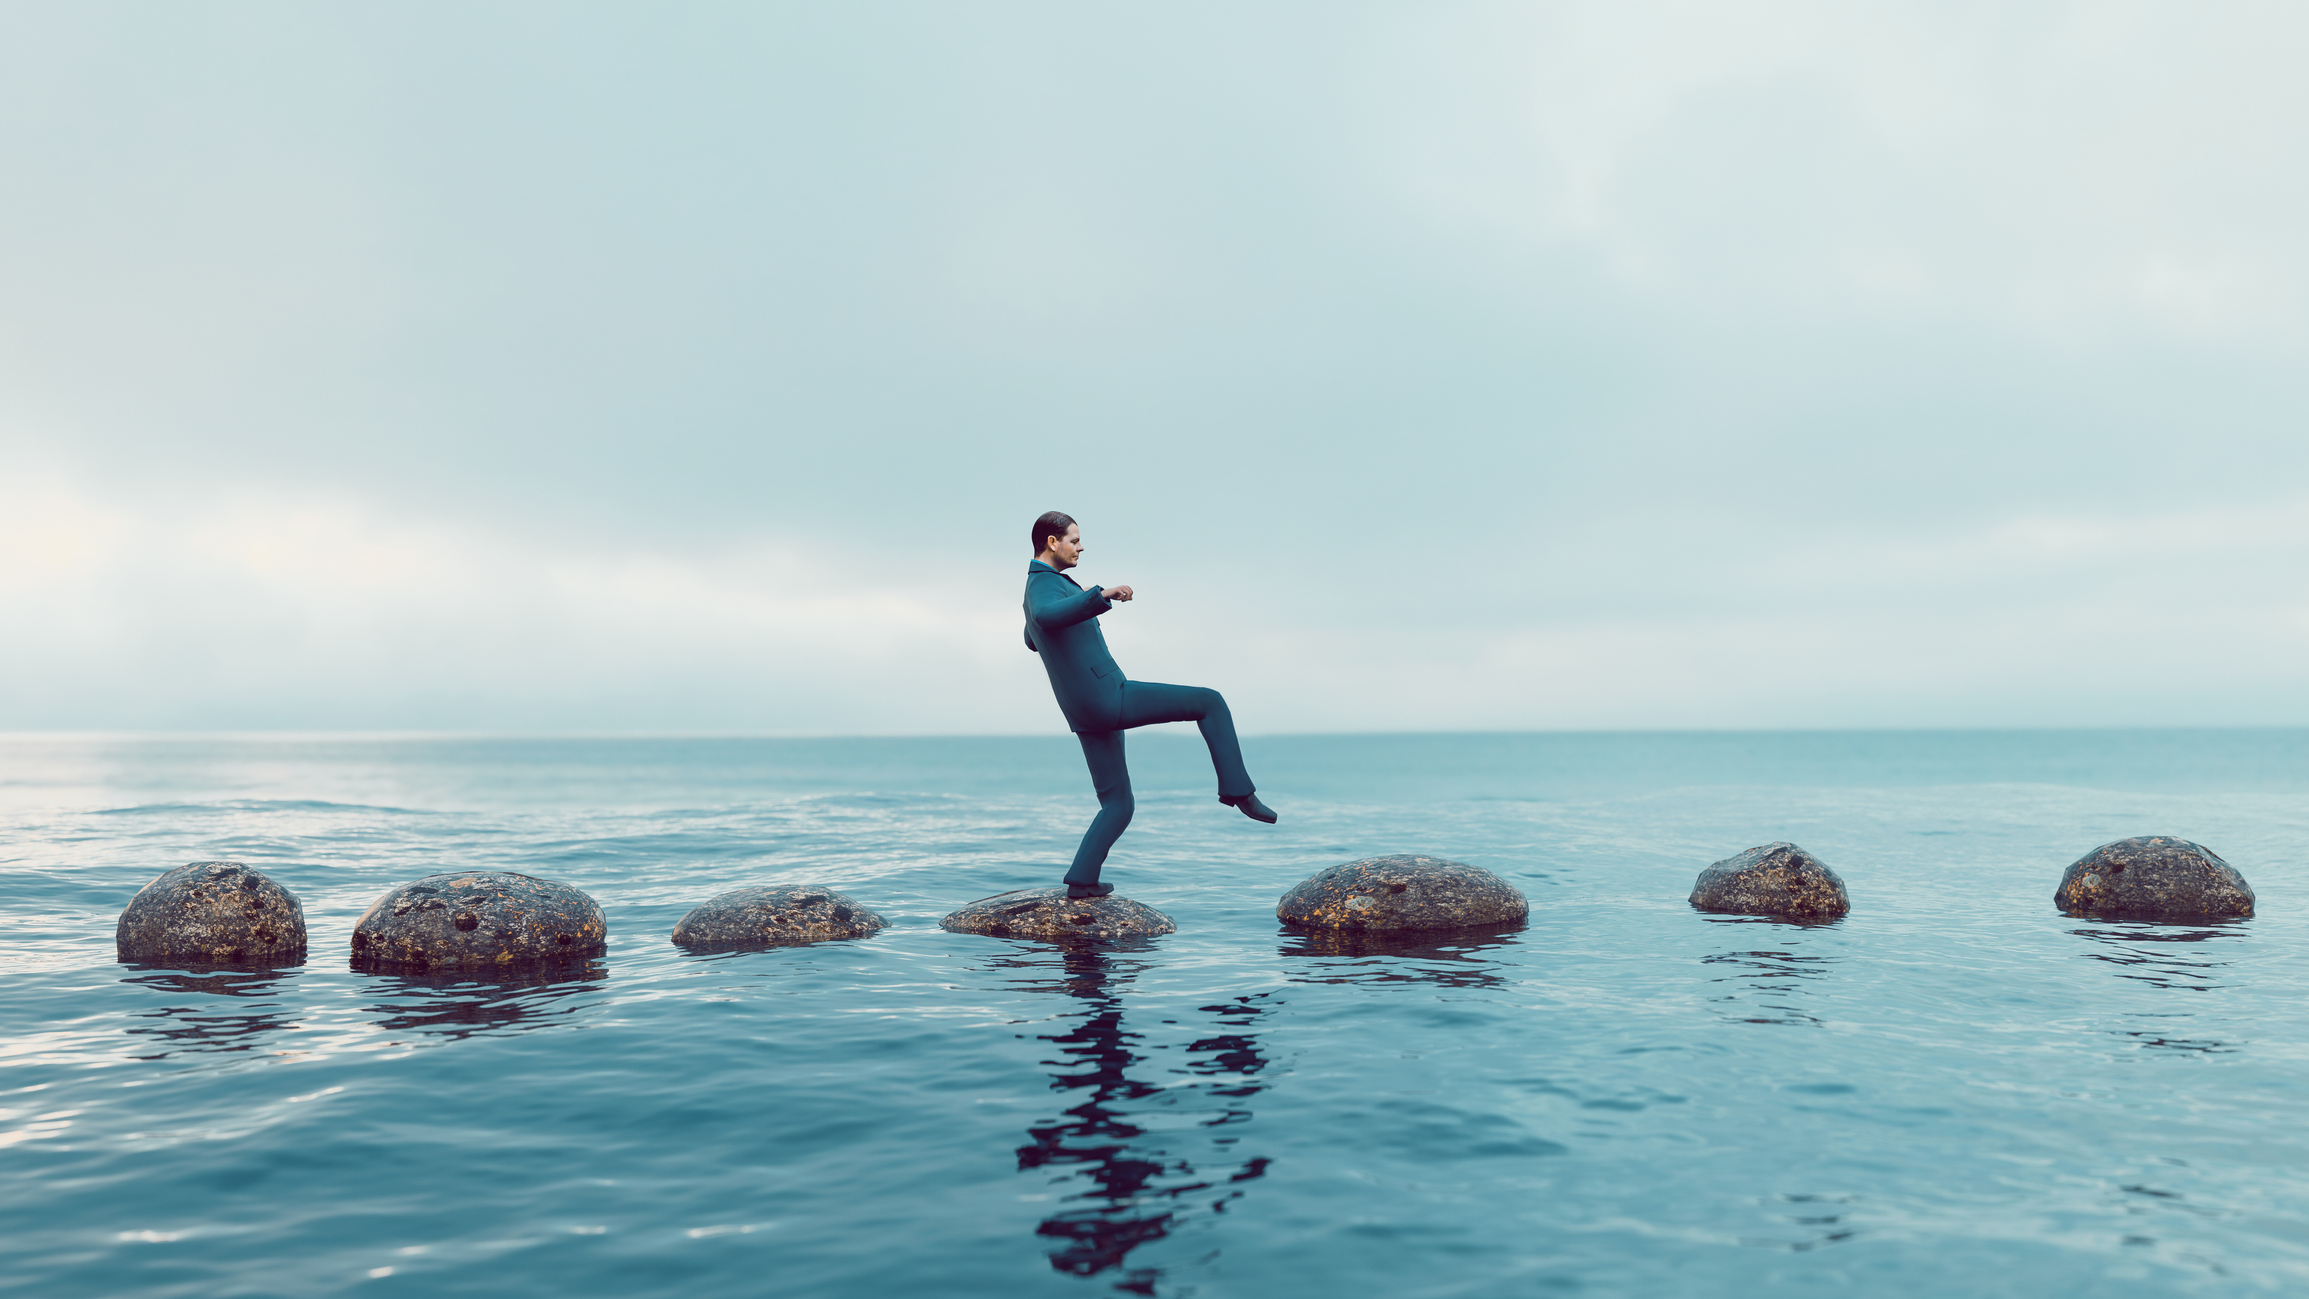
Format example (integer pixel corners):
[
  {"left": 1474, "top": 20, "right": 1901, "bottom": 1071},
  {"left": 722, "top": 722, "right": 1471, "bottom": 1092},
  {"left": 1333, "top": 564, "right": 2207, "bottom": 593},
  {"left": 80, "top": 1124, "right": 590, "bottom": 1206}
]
[
  {"left": 1066, "top": 882, "right": 1115, "bottom": 899},
  {"left": 1221, "top": 793, "right": 1278, "bottom": 824}
]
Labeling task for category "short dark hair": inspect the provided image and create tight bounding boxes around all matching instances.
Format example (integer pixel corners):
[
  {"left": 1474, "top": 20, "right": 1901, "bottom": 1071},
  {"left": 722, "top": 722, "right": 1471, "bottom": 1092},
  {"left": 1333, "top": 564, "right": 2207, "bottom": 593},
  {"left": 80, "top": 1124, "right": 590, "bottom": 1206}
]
[{"left": 1031, "top": 510, "right": 1076, "bottom": 554}]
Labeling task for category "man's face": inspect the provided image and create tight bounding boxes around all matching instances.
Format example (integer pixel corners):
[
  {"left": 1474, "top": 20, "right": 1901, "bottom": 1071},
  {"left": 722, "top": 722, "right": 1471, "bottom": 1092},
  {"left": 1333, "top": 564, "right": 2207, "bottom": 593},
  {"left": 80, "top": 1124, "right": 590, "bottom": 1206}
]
[{"left": 1047, "top": 524, "right": 1082, "bottom": 568}]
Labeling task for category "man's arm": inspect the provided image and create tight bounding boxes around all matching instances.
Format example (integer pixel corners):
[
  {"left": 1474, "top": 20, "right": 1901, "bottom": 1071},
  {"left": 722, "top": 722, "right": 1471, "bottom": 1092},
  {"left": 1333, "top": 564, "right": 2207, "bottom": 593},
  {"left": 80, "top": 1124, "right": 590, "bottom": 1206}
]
[{"left": 1026, "top": 575, "right": 1113, "bottom": 630}]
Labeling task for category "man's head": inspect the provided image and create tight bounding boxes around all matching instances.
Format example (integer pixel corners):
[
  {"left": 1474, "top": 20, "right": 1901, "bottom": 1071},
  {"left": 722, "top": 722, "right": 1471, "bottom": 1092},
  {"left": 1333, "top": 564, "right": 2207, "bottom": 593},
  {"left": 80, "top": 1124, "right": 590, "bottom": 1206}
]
[{"left": 1032, "top": 510, "right": 1080, "bottom": 569}]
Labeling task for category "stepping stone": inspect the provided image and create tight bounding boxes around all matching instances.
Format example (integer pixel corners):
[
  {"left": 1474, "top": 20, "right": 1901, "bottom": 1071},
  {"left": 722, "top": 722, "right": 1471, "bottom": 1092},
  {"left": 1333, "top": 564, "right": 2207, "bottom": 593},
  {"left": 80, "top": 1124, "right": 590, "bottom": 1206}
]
[
  {"left": 353, "top": 871, "right": 606, "bottom": 971},
  {"left": 2056, "top": 836, "right": 2253, "bottom": 921},
  {"left": 117, "top": 861, "right": 307, "bottom": 967},
  {"left": 941, "top": 887, "right": 1174, "bottom": 940},
  {"left": 1689, "top": 842, "right": 1850, "bottom": 919},
  {"left": 672, "top": 885, "right": 887, "bottom": 951},
  {"left": 1276, "top": 855, "right": 1527, "bottom": 932}
]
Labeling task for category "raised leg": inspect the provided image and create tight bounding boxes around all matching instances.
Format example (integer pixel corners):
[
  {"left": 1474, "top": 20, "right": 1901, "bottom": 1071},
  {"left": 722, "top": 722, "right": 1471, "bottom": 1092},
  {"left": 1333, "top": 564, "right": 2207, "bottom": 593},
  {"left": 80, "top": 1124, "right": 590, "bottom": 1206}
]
[
  {"left": 1065, "top": 729, "right": 1133, "bottom": 887},
  {"left": 1116, "top": 681, "right": 1254, "bottom": 799}
]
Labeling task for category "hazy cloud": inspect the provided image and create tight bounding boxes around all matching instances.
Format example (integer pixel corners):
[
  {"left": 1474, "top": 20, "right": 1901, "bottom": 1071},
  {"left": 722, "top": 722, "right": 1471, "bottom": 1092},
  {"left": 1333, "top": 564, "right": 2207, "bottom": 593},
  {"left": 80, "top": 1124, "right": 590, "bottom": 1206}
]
[{"left": 1, "top": 1, "right": 2304, "bottom": 730}]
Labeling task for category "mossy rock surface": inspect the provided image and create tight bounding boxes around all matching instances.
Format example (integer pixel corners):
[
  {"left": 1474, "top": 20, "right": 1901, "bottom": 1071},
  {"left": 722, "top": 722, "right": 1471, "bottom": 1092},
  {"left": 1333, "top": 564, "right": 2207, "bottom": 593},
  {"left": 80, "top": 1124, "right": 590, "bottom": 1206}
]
[
  {"left": 941, "top": 887, "right": 1175, "bottom": 940},
  {"left": 352, "top": 871, "right": 606, "bottom": 971},
  {"left": 672, "top": 885, "right": 887, "bottom": 951},
  {"left": 1275, "top": 855, "right": 1527, "bottom": 932},
  {"left": 116, "top": 861, "right": 307, "bottom": 967},
  {"left": 2055, "top": 836, "right": 2253, "bottom": 921},
  {"left": 1690, "top": 843, "right": 1850, "bottom": 919}
]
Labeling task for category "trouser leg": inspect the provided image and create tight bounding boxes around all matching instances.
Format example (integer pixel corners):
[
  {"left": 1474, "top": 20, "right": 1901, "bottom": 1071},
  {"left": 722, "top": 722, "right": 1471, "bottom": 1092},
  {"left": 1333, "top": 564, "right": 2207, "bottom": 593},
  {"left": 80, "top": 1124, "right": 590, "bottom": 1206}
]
[
  {"left": 1117, "top": 681, "right": 1254, "bottom": 799},
  {"left": 1065, "top": 730, "right": 1133, "bottom": 886}
]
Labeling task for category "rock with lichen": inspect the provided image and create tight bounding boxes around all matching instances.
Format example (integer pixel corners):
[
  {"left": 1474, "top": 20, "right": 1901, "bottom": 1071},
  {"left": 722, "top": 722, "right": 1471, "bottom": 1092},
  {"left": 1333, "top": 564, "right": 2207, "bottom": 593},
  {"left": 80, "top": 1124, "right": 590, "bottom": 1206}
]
[
  {"left": 1275, "top": 855, "right": 1527, "bottom": 932},
  {"left": 672, "top": 885, "right": 887, "bottom": 951},
  {"left": 116, "top": 861, "right": 307, "bottom": 966},
  {"left": 940, "top": 887, "right": 1174, "bottom": 940},
  {"left": 2055, "top": 836, "right": 2253, "bottom": 921},
  {"left": 352, "top": 871, "right": 606, "bottom": 971},
  {"left": 1689, "top": 843, "right": 1849, "bottom": 919}
]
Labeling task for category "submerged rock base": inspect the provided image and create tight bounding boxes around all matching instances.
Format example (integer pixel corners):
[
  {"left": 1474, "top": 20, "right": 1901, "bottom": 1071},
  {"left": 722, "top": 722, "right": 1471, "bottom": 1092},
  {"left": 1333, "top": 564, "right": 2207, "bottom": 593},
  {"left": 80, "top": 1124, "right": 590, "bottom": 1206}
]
[
  {"left": 352, "top": 871, "right": 607, "bottom": 971},
  {"left": 1690, "top": 843, "right": 1850, "bottom": 919},
  {"left": 940, "top": 887, "right": 1175, "bottom": 940},
  {"left": 673, "top": 885, "right": 887, "bottom": 951},
  {"left": 2056, "top": 836, "right": 2254, "bottom": 921},
  {"left": 1275, "top": 855, "right": 1528, "bottom": 932},
  {"left": 117, "top": 861, "right": 308, "bottom": 967}
]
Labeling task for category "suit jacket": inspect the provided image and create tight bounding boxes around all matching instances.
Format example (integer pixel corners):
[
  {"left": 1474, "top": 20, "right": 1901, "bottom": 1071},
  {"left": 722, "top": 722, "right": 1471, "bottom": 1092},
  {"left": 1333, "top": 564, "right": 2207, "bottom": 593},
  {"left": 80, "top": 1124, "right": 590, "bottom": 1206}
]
[{"left": 1023, "top": 560, "right": 1125, "bottom": 732}]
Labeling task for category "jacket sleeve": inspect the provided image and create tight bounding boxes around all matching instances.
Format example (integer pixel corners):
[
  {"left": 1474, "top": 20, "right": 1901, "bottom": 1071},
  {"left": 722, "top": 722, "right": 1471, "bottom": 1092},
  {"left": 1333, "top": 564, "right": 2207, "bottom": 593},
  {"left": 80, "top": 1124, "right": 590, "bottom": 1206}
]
[{"left": 1026, "top": 576, "right": 1112, "bottom": 631}]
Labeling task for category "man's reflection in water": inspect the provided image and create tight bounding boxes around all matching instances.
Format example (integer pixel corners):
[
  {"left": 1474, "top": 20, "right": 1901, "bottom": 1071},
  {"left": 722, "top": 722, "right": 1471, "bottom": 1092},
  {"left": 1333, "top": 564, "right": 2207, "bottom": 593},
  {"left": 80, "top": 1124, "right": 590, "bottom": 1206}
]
[
  {"left": 1700, "top": 917, "right": 1841, "bottom": 1026},
  {"left": 2069, "top": 920, "right": 2247, "bottom": 1054},
  {"left": 363, "top": 963, "right": 608, "bottom": 1043},
  {"left": 994, "top": 942, "right": 1273, "bottom": 1296},
  {"left": 1277, "top": 924, "right": 1522, "bottom": 989},
  {"left": 119, "top": 966, "right": 300, "bottom": 1060}
]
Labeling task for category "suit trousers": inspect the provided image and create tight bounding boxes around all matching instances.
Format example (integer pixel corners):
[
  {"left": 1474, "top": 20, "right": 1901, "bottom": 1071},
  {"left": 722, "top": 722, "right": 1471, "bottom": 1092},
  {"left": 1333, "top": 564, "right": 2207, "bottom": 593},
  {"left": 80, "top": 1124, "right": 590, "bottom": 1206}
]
[{"left": 1064, "top": 680, "right": 1255, "bottom": 885}]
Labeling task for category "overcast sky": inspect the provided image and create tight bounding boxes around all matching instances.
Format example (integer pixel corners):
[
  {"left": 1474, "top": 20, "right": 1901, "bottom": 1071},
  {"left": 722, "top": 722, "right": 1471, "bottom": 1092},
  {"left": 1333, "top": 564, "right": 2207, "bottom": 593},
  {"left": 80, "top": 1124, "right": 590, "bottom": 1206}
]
[{"left": 3, "top": 1, "right": 2307, "bottom": 733}]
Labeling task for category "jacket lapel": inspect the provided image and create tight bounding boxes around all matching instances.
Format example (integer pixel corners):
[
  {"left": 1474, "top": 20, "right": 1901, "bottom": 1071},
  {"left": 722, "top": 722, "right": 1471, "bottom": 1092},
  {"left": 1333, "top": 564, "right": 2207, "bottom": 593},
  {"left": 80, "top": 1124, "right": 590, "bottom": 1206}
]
[{"left": 1029, "top": 560, "right": 1084, "bottom": 590}]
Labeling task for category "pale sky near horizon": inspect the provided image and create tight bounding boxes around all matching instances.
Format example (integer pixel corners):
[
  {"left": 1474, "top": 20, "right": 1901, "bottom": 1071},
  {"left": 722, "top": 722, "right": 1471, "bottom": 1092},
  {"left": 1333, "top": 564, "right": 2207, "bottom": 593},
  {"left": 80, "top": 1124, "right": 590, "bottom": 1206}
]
[{"left": 3, "top": 1, "right": 2308, "bottom": 734}]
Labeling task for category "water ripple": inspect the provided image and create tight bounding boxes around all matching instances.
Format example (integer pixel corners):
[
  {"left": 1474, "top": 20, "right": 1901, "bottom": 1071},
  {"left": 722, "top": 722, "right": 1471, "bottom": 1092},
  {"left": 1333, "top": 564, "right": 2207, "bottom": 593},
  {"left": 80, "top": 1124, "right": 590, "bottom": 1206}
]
[{"left": 6, "top": 733, "right": 2309, "bottom": 1296}]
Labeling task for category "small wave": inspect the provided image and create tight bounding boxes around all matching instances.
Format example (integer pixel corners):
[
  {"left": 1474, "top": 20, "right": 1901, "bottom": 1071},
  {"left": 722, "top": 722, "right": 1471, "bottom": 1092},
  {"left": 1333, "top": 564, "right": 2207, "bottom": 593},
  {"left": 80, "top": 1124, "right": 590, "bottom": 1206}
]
[{"left": 92, "top": 798, "right": 431, "bottom": 817}]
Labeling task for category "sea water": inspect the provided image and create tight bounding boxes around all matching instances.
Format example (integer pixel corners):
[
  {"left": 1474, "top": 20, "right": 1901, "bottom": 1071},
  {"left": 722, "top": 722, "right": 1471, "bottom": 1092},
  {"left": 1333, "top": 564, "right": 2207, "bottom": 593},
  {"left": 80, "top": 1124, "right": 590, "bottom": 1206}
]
[{"left": 5, "top": 730, "right": 2309, "bottom": 1297}]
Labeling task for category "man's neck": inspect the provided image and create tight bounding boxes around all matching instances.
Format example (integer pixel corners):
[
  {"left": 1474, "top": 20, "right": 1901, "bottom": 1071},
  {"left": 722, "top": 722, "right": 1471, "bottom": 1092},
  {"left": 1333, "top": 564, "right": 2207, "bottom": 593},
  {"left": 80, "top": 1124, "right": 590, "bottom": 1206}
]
[{"left": 1036, "top": 553, "right": 1072, "bottom": 571}]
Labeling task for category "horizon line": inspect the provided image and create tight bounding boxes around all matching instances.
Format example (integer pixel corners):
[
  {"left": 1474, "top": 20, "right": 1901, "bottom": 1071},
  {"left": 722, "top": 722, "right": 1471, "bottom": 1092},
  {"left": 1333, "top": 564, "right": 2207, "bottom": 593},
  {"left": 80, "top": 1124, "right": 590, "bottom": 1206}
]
[{"left": 2, "top": 724, "right": 2306, "bottom": 742}]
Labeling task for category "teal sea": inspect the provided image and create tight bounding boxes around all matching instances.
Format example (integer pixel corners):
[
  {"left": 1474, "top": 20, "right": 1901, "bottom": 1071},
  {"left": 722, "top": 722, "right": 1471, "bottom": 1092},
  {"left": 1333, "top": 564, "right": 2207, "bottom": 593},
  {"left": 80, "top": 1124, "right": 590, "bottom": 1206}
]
[{"left": 6, "top": 730, "right": 2309, "bottom": 1296}]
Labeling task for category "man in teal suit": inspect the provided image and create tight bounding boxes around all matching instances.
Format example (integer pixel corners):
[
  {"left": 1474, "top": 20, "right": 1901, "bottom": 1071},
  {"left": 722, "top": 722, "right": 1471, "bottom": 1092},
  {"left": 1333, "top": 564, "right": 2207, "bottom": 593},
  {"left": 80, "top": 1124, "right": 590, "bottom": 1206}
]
[{"left": 1024, "top": 510, "right": 1276, "bottom": 899}]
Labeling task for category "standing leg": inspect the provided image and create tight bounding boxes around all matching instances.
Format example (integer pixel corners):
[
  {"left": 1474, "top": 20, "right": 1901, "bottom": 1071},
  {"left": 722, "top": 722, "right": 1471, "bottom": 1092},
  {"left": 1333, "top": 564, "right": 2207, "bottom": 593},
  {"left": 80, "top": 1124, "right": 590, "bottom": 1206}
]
[
  {"left": 1116, "top": 681, "right": 1254, "bottom": 798},
  {"left": 1065, "top": 730, "right": 1133, "bottom": 887}
]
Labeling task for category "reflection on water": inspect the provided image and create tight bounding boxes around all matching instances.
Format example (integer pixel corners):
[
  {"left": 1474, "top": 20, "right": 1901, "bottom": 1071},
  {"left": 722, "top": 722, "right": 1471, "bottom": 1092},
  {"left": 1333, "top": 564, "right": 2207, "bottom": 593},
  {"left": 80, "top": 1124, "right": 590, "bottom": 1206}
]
[
  {"left": 119, "top": 966, "right": 301, "bottom": 1060},
  {"left": 362, "top": 964, "right": 609, "bottom": 1042},
  {"left": 992, "top": 942, "right": 1273, "bottom": 1295},
  {"left": 1702, "top": 918, "right": 1841, "bottom": 1027},
  {"left": 1278, "top": 924, "right": 1523, "bottom": 988},
  {"left": 2070, "top": 923, "right": 2242, "bottom": 991},
  {"left": 1740, "top": 1192, "right": 1860, "bottom": 1253},
  {"left": 2070, "top": 922, "right": 2249, "bottom": 1054}
]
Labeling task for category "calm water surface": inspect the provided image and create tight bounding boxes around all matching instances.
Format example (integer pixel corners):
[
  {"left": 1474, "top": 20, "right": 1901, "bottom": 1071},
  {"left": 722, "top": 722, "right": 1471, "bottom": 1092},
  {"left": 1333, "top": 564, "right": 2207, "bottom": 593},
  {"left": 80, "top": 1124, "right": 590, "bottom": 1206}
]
[{"left": 5, "top": 730, "right": 2309, "bottom": 1296}]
